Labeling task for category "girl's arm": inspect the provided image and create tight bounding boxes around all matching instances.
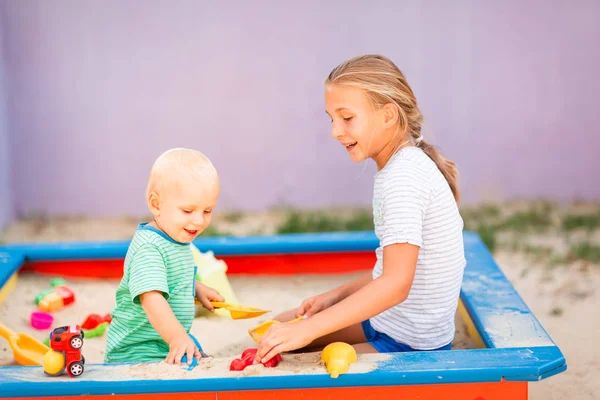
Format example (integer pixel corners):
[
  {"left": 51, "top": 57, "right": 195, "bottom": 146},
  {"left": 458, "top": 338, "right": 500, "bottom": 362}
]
[
  {"left": 332, "top": 272, "right": 373, "bottom": 300},
  {"left": 257, "top": 242, "right": 418, "bottom": 362},
  {"left": 295, "top": 272, "right": 372, "bottom": 317}
]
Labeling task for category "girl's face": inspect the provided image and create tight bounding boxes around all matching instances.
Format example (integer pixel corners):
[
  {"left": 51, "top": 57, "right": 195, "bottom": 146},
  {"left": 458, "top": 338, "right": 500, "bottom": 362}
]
[{"left": 325, "top": 84, "right": 403, "bottom": 169}]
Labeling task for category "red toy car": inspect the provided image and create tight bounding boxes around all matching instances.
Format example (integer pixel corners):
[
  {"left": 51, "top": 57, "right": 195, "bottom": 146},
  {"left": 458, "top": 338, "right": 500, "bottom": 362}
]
[{"left": 46, "top": 325, "right": 85, "bottom": 377}]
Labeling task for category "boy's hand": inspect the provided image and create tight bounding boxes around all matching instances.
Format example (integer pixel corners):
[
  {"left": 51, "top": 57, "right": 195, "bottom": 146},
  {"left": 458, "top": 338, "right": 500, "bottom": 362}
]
[
  {"left": 195, "top": 282, "right": 224, "bottom": 312},
  {"left": 165, "top": 333, "right": 201, "bottom": 365}
]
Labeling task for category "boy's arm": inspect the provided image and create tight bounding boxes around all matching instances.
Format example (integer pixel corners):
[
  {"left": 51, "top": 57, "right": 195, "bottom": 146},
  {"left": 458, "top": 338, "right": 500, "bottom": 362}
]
[
  {"left": 140, "top": 291, "right": 188, "bottom": 343},
  {"left": 128, "top": 244, "right": 199, "bottom": 364},
  {"left": 140, "top": 291, "right": 199, "bottom": 364}
]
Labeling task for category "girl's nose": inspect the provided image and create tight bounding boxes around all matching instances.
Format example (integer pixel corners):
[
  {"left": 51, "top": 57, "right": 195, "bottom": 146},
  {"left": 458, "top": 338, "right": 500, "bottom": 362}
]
[{"left": 331, "top": 123, "right": 343, "bottom": 139}]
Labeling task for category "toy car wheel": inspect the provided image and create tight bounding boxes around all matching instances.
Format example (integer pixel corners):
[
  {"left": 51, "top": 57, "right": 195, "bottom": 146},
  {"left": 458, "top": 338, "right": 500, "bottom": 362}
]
[
  {"left": 81, "top": 355, "right": 85, "bottom": 365},
  {"left": 70, "top": 336, "right": 83, "bottom": 349},
  {"left": 69, "top": 362, "right": 84, "bottom": 377}
]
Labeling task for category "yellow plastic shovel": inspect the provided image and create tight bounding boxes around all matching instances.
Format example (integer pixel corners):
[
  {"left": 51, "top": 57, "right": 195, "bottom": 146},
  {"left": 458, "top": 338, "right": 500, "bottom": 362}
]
[
  {"left": 248, "top": 316, "right": 305, "bottom": 343},
  {"left": 194, "top": 300, "right": 270, "bottom": 320},
  {"left": 0, "top": 322, "right": 50, "bottom": 366}
]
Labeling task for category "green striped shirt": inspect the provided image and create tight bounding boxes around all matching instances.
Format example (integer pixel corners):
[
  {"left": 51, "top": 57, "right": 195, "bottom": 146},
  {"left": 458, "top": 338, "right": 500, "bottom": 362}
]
[{"left": 105, "top": 223, "right": 196, "bottom": 363}]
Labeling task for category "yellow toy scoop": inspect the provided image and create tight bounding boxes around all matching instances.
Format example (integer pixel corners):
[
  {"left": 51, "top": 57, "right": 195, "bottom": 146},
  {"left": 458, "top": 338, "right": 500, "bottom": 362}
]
[
  {"left": 248, "top": 316, "right": 305, "bottom": 343},
  {"left": 321, "top": 342, "right": 358, "bottom": 378},
  {"left": 194, "top": 300, "right": 270, "bottom": 320},
  {"left": 0, "top": 322, "right": 50, "bottom": 366}
]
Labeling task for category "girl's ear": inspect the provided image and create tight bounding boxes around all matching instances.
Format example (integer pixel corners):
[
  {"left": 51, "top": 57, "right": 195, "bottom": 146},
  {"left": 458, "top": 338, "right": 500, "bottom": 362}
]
[{"left": 148, "top": 191, "right": 161, "bottom": 217}]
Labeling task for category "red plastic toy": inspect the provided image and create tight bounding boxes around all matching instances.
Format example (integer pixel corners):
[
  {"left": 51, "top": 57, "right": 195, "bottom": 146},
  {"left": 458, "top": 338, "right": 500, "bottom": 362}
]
[
  {"left": 229, "top": 348, "right": 281, "bottom": 371},
  {"left": 81, "top": 313, "right": 112, "bottom": 330},
  {"left": 35, "top": 279, "right": 76, "bottom": 313},
  {"left": 45, "top": 325, "right": 85, "bottom": 378}
]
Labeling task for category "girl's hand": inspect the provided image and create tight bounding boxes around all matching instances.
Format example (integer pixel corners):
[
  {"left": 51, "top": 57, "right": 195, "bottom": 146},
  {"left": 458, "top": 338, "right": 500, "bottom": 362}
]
[
  {"left": 296, "top": 291, "right": 340, "bottom": 318},
  {"left": 255, "top": 320, "right": 315, "bottom": 364},
  {"left": 195, "top": 282, "right": 224, "bottom": 312}
]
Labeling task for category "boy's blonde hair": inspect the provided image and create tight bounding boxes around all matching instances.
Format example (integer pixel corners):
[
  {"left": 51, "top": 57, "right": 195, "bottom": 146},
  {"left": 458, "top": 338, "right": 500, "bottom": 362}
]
[
  {"left": 326, "top": 54, "right": 460, "bottom": 203},
  {"left": 146, "top": 148, "right": 218, "bottom": 197}
]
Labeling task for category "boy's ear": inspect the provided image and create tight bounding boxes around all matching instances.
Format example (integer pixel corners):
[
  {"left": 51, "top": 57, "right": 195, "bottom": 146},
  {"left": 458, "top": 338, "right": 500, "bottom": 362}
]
[{"left": 148, "top": 191, "right": 161, "bottom": 217}]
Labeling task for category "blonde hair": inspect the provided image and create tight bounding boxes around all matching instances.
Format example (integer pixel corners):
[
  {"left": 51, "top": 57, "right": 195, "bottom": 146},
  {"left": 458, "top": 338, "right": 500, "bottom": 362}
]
[
  {"left": 146, "top": 148, "right": 218, "bottom": 197},
  {"left": 326, "top": 54, "right": 460, "bottom": 203}
]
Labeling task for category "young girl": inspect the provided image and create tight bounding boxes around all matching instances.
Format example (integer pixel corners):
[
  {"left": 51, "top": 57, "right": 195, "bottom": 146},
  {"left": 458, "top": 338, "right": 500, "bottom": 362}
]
[{"left": 256, "top": 54, "right": 466, "bottom": 363}]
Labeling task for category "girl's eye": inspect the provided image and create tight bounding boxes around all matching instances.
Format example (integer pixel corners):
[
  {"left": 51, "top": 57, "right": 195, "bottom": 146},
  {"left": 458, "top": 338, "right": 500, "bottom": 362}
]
[
  {"left": 343, "top": 117, "right": 353, "bottom": 121},
  {"left": 182, "top": 209, "right": 192, "bottom": 214},
  {"left": 204, "top": 210, "right": 212, "bottom": 214}
]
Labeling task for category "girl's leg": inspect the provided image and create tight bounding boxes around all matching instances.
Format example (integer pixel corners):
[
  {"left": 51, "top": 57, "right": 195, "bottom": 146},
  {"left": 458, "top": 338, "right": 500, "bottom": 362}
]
[
  {"left": 274, "top": 309, "right": 297, "bottom": 322},
  {"left": 301, "top": 323, "right": 378, "bottom": 354},
  {"left": 307, "top": 322, "right": 367, "bottom": 348},
  {"left": 275, "top": 310, "right": 378, "bottom": 353},
  {"left": 352, "top": 342, "right": 378, "bottom": 353},
  {"left": 276, "top": 310, "right": 366, "bottom": 345}
]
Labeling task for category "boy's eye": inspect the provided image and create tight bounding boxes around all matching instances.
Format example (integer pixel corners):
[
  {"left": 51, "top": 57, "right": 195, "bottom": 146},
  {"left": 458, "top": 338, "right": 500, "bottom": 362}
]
[
  {"left": 343, "top": 116, "right": 353, "bottom": 121},
  {"left": 204, "top": 210, "right": 212, "bottom": 214},
  {"left": 182, "top": 209, "right": 192, "bottom": 214}
]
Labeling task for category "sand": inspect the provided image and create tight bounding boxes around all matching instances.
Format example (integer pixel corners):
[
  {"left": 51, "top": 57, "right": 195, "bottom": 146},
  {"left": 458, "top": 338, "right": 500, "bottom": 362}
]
[
  {"left": 124, "top": 352, "right": 386, "bottom": 380},
  {"left": 0, "top": 273, "right": 473, "bottom": 369}
]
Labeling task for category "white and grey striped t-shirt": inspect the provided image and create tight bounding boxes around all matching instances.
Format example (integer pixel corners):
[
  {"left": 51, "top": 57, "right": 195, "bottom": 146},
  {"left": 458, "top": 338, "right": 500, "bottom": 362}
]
[{"left": 370, "top": 146, "right": 466, "bottom": 350}]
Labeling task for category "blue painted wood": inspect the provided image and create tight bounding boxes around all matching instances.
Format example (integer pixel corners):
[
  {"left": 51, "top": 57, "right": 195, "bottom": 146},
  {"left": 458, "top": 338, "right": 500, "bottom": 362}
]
[
  {"left": 0, "top": 231, "right": 382, "bottom": 260},
  {"left": 0, "top": 231, "right": 567, "bottom": 398},
  {"left": 0, "top": 347, "right": 564, "bottom": 397},
  {"left": 460, "top": 234, "right": 555, "bottom": 349},
  {"left": 0, "top": 251, "right": 24, "bottom": 290}
]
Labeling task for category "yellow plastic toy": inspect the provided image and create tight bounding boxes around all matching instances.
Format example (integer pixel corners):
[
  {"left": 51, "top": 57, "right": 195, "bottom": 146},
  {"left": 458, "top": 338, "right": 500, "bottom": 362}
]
[
  {"left": 194, "top": 301, "right": 270, "bottom": 319},
  {"left": 321, "top": 342, "right": 358, "bottom": 378},
  {"left": 42, "top": 350, "right": 65, "bottom": 375},
  {"left": 191, "top": 244, "right": 240, "bottom": 318},
  {"left": 0, "top": 322, "right": 50, "bottom": 366},
  {"left": 248, "top": 316, "right": 305, "bottom": 344}
]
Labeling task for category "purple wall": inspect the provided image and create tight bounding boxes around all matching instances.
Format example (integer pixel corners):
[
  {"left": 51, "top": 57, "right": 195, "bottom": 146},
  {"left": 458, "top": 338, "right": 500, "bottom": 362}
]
[
  {"left": 0, "top": 9, "right": 14, "bottom": 230},
  {"left": 2, "top": 1, "right": 599, "bottom": 218}
]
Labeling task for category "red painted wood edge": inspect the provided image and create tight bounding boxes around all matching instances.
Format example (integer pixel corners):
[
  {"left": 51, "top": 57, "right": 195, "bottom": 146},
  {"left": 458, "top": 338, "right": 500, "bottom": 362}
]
[
  {"left": 19, "top": 251, "right": 377, "bottom": 278},
  {"left": 4, "top": 380, "right": 528, "bottom": 400}
]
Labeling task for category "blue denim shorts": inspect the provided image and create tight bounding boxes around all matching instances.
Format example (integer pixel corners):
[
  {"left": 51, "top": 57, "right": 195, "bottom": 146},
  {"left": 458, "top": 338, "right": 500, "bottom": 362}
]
[{"left": 362, "top": 320, "right": 452, "bottom": 353}]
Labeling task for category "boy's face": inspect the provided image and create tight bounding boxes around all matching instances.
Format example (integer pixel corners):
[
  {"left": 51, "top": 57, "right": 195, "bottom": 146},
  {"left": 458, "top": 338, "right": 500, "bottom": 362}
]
[{"left": 150, "top": 174, "right": 220, "bottom": 243}]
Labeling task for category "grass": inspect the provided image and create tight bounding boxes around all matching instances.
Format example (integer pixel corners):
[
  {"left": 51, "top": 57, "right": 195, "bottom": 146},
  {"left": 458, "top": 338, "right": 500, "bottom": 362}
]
[
  {"left": 521, "top": 244, "right": 556, "bottom": 263},
  {"left": 562, "top": 211, "right": 600, "bottom": 231},
  {"left": 199, "top": 225, "right": 231, "bottom": 237},
  {"left": 549, "top": 307, "right": 564, "bottom": 317},
  {"left": 499, "top": 208, "right": 553, "bottom": 232},
  {"left": 475, "top": 225, "right": 498, "bottom": 253},
  {"left": 461, "top": 203, "right": 600, "bottom": 263},
  {"left": 567, "top": 242, "right": 600, "bottom": 264},
  {"left": 195, "top": 203, "right": 600, "bottom": 268},
  {"left": 461, "top": 203, "right": 501, "bottom": 231},
  {"left": 221, "top": 211, "right": 244, "bottom": 223},
  {"left": 276, "top": 209, "right": 373, "bottom": 234}
]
